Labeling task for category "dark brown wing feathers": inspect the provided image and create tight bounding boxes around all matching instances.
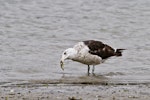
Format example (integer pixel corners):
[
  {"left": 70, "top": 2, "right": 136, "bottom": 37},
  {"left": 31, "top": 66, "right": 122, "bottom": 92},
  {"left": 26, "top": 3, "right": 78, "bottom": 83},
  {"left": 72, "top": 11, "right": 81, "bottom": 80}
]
[{"left": 83, "top": 40, "right": 123, "bottom": 59}]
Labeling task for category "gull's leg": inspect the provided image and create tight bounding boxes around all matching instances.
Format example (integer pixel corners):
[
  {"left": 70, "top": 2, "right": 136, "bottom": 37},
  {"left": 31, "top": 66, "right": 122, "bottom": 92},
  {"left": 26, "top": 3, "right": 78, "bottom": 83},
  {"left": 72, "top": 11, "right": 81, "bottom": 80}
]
[
  {"left": 92, "top": 65, "right": 95, "bottom": 75},
  {"left": 87, "top": 65, "right": 90, "bottom": 75}
]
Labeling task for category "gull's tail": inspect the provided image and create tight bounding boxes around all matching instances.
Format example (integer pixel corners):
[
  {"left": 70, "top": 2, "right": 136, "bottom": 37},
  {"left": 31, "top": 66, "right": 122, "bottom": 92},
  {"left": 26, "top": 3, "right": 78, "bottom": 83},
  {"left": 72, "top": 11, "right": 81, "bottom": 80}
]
[{"left": 115, "top": 49, "right": 126, "bottom": 56}]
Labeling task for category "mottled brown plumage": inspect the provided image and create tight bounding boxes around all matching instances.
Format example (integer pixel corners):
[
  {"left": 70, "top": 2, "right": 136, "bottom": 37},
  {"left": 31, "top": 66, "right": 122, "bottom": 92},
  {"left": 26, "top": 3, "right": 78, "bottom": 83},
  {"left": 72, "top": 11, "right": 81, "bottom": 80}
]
[{"left": 84, "top": 40, "right": 123, "bottom": 59}]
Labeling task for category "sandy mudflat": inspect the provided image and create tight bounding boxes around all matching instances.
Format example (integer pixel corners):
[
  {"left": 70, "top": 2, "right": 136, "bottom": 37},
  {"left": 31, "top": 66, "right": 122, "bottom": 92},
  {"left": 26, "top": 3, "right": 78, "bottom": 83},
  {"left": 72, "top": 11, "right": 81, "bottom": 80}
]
[
  {"left": 0, "top": 76, "right": 150, "bottom": 100},
  {"left": 1, "top": 84, "right": 150, "bottom": 100}
]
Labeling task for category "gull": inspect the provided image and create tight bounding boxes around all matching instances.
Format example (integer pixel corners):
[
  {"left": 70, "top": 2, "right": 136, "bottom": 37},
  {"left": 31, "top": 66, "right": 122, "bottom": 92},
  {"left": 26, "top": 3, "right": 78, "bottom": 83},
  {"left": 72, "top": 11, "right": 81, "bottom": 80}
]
[{"left": 60, "top": 40, "right": 125, "bottom": 75}]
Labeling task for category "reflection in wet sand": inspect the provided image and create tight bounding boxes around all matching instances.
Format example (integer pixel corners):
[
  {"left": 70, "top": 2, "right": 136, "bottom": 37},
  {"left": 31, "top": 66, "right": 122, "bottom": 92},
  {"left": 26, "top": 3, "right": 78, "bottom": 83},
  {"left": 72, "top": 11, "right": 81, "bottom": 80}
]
[{"left": 30, "top": 75, "right": 108, "bottom": 85}]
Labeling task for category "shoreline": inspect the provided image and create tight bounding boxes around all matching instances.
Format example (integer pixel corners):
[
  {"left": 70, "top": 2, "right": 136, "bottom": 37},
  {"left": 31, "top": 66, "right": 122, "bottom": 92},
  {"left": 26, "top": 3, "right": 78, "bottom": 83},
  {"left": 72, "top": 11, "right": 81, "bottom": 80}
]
[
  {"left": 0, "top": 76, "right": 150, "bottom": 100},
  {"left": 1, "top": 84, "right": 150, "bottom": 100}
]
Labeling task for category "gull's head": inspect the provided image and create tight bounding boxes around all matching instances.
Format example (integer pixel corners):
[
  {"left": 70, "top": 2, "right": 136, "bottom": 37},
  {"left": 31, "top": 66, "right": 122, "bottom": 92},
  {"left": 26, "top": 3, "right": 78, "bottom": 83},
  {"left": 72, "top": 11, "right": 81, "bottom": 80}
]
[{"left": 60, "top": 48, "right": 77, "bottom": 70}]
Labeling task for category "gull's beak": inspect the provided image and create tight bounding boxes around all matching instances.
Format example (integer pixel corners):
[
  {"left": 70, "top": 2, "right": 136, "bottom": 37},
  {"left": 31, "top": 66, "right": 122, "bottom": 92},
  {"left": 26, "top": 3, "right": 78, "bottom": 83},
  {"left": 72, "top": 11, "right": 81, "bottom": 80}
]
[{"left": 60, "top": 60, "right": 64, "bottom": 70}]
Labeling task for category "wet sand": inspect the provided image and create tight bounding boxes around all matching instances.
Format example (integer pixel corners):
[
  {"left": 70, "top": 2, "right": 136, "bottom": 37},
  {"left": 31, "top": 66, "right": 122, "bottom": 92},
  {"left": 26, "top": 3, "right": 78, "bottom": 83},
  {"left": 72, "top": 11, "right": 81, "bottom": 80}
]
[{"left": 1, "top": 76, "right": 150, "bottom": 100}]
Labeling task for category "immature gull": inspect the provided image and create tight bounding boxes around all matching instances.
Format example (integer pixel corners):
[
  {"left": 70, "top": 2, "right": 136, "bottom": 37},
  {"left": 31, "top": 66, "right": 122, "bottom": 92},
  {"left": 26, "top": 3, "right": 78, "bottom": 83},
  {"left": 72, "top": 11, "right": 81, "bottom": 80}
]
[{"left": 60, "top": 40, "right": 125, "bottom": 75}]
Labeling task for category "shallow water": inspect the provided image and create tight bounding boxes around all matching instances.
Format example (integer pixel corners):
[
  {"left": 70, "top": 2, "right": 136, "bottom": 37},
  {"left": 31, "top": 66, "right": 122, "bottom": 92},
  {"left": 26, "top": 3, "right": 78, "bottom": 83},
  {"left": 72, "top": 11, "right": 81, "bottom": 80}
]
[{"left": 0, "top": 0, "right": 150, "bottom": 85}]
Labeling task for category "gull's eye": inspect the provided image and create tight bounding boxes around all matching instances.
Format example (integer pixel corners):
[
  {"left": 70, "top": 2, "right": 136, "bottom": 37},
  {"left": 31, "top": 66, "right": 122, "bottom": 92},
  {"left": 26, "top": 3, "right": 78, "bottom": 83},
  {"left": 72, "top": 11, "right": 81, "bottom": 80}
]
[{"left": 64, "top": 52, "right": 67, "bottom": 55}]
